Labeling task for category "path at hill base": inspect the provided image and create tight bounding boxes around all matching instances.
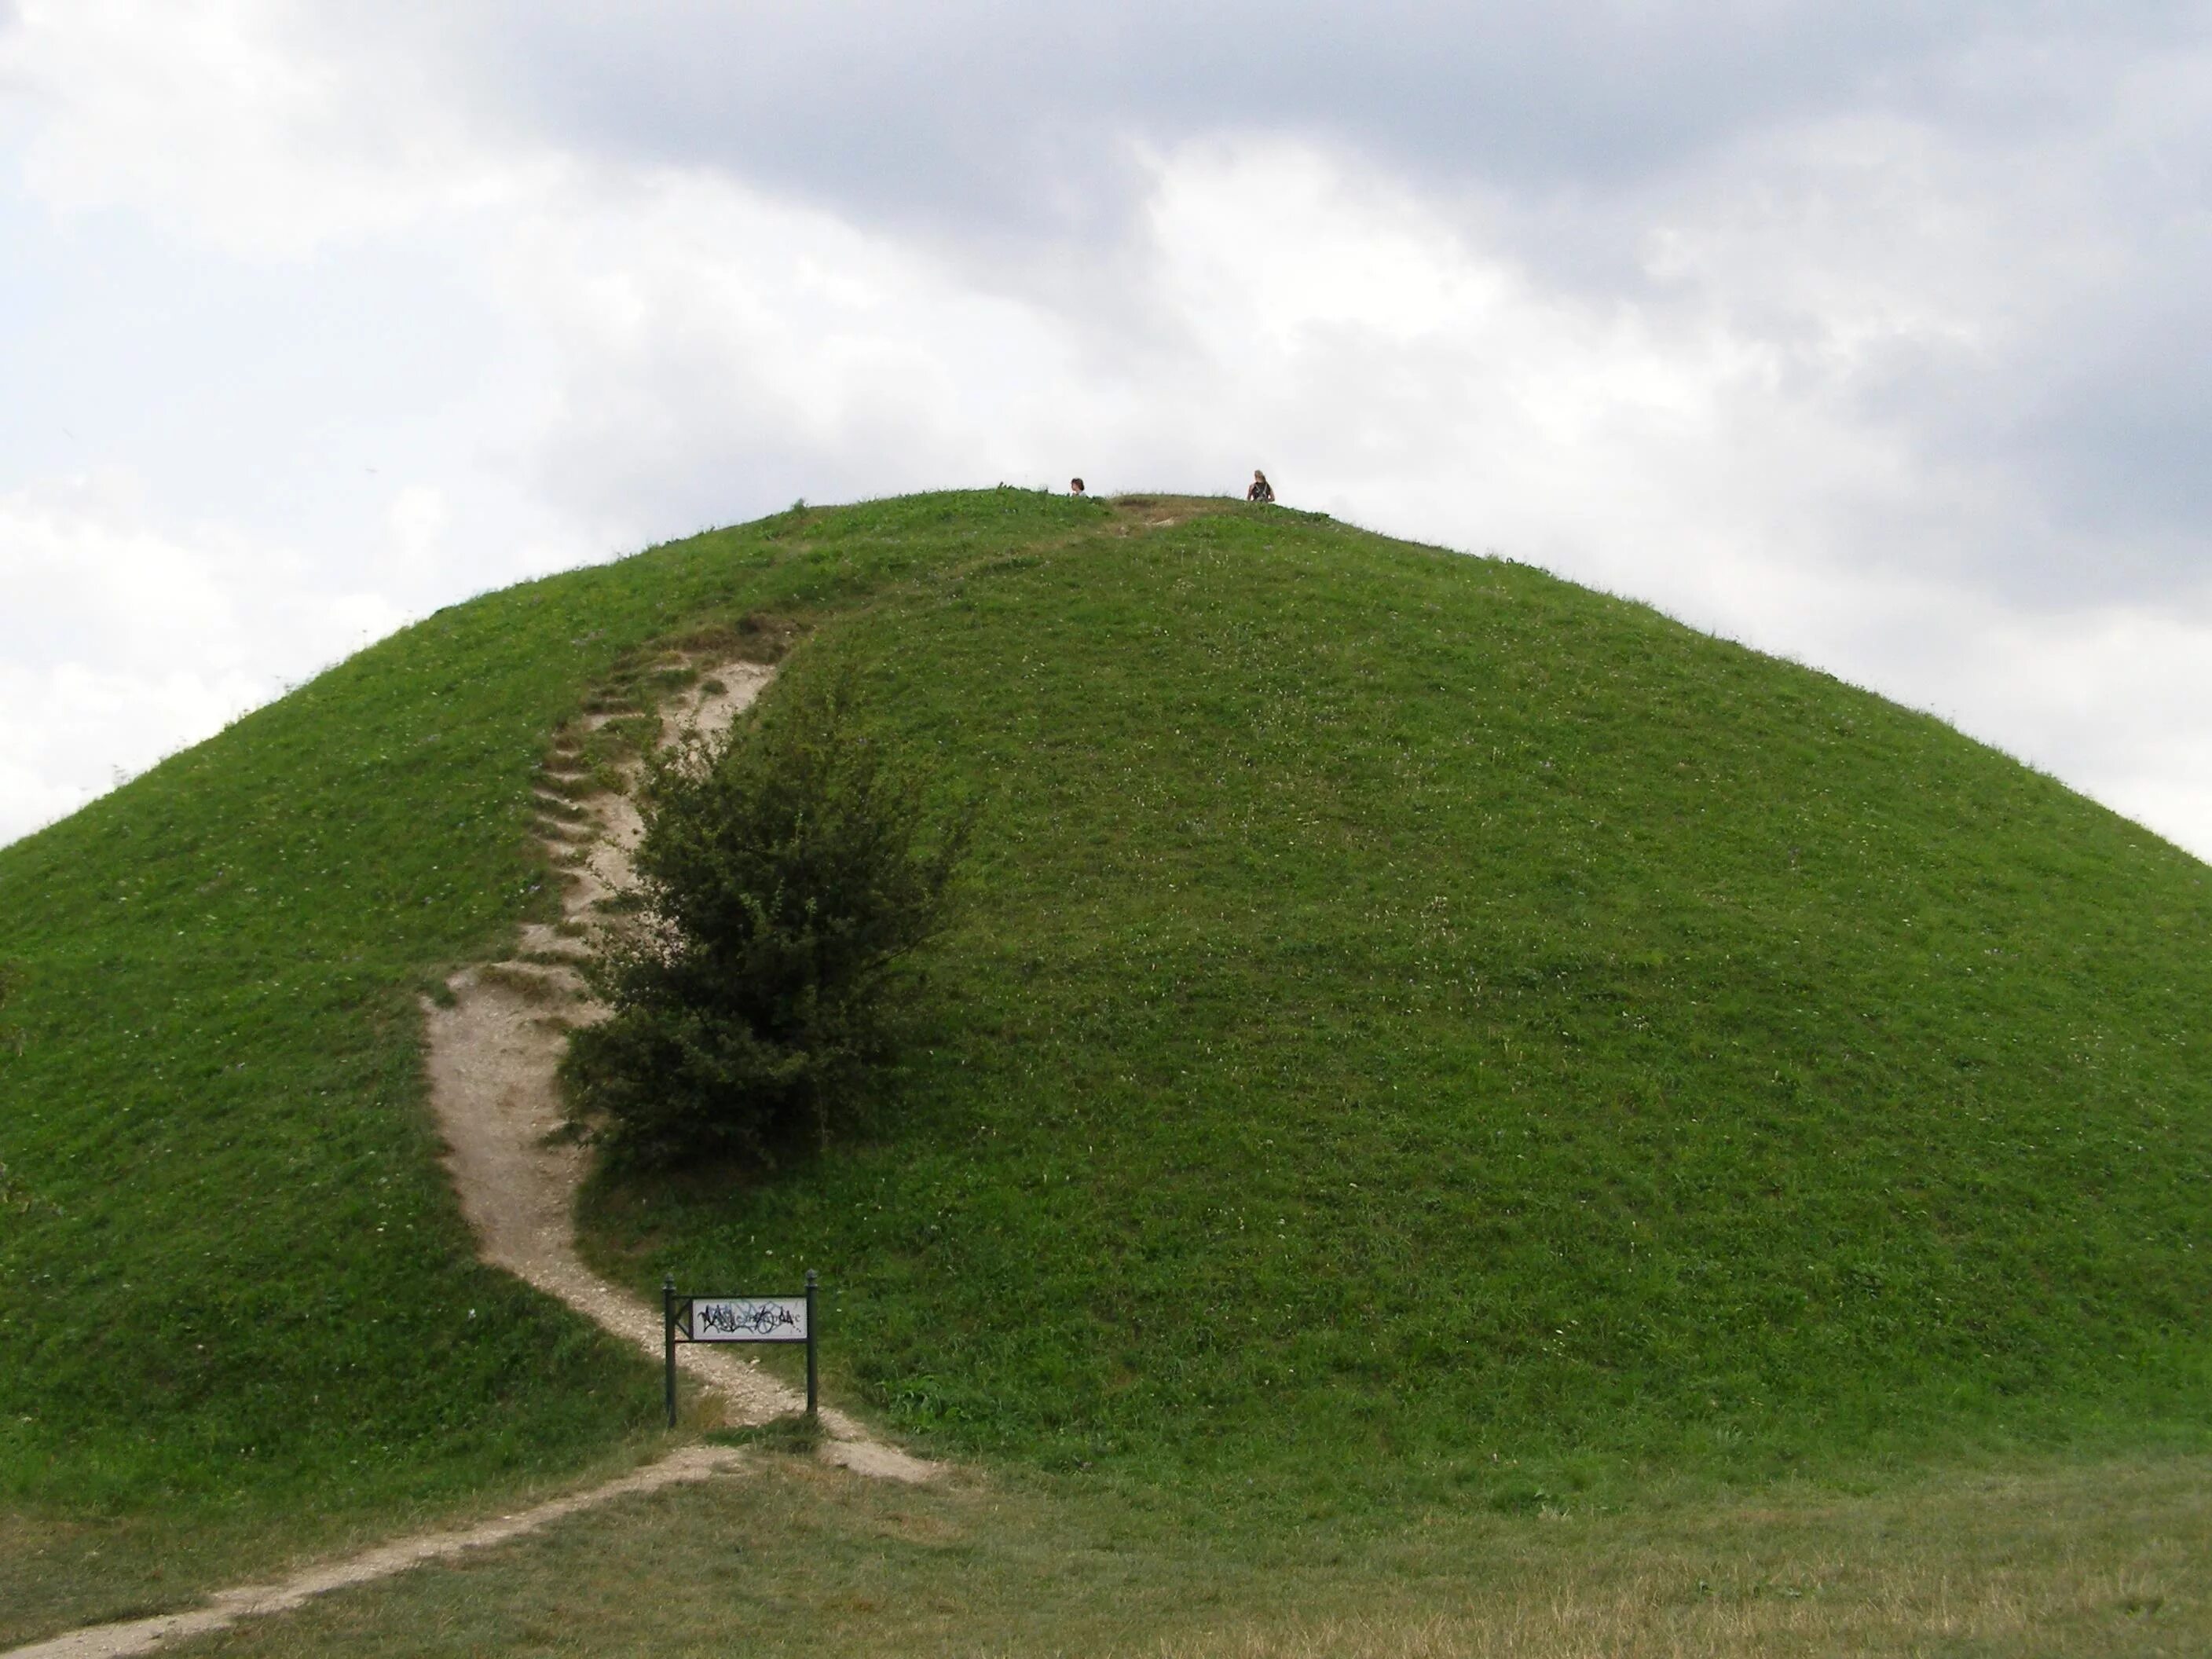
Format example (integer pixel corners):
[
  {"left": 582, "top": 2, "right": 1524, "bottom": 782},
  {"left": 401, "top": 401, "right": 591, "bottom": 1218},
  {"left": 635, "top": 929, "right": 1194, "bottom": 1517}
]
[{"left": 4, "top": 1447, "right": 749, "bottom": 1659}]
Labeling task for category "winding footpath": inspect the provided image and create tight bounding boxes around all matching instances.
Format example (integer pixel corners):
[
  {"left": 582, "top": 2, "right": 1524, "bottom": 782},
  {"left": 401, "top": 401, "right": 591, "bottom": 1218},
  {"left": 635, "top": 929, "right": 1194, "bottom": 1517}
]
[
  {"left": 9, "top": 660, "right": 933, "bottom": 1659},
  {"left": 421, "top": 659, "right": 932, "bottom": 1480}
]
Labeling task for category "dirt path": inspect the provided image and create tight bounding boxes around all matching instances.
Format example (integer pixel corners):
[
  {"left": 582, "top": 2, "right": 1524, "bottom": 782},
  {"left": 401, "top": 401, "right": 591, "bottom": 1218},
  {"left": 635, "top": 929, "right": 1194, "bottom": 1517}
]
[
  {"left": 5, "top": 1447, "right": 749, "bottom": 1659},
  {"left": 3, "top": 661, "right": 936, "bottom": 1659},
  {"left": 421, "top": 658, "right": 936, "bottom": 1481}
]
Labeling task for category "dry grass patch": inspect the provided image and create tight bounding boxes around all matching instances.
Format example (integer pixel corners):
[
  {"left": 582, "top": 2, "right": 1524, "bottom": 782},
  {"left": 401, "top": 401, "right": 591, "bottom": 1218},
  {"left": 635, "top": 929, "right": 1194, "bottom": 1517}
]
[{"left": 160, "top": 1454, "right": 2209, "bottom": 1657}]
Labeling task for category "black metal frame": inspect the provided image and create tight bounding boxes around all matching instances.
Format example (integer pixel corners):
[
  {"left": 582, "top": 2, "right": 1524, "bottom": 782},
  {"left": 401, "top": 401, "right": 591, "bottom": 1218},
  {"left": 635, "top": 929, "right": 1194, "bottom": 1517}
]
[{"left": 661, "top": 1269, "right": 819, "bottom": 1429}]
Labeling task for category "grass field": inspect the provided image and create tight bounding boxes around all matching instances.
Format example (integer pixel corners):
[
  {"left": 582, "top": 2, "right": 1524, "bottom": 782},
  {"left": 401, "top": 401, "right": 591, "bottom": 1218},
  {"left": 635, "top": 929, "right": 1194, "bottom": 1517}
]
[
  {"left": 158, "top": 1446, "right": 2212, "bottom": 1656},
  {"left": 4, "top": 489, "right": 2207, "bottom": 1648}
]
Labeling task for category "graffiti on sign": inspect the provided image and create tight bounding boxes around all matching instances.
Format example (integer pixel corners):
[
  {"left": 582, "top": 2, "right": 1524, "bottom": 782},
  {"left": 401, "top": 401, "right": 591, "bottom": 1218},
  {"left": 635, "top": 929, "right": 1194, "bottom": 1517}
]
[
  {"left": 688, "top": 1296, "right": 808, "bottom": 1342},
  {"left": 665, "top": 1273, "right": 819, "bottom": 1426}
]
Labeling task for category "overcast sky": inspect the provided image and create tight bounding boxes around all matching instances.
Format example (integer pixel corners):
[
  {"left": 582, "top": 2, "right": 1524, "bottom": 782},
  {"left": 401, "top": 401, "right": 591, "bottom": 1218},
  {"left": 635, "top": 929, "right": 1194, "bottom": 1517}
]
[{"left": 4, "top": 1, "right": 2210, "bottom": 857}]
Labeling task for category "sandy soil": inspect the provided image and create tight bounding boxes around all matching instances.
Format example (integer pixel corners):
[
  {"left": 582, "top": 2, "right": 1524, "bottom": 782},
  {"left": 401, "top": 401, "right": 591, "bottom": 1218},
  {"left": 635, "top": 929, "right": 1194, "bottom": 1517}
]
[{"left": 2, "top": 661, "right": 936, "bottom": 1659}]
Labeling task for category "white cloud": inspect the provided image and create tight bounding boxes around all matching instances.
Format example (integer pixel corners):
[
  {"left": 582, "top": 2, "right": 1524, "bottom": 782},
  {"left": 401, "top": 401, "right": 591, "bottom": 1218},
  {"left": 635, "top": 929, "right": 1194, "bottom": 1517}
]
[
  {"left": 0, "top": 475, "right": 408, "bottom": 843},
  {"left": 482, "top": 160, "right": 1086, "bottom": 536},
  {"left": 1910, "top": 599, "right": 2212, "bottom": 843},
  {"left": 3, "top": 0, "right": 543, "bottom": 257}
]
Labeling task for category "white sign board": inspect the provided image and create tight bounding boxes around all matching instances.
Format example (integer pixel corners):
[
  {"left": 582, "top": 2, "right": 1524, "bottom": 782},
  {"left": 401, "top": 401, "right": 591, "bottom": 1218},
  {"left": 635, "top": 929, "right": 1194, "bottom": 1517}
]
[{"left": 689, "top": 1297, "right": 808, "bottom": 1342}]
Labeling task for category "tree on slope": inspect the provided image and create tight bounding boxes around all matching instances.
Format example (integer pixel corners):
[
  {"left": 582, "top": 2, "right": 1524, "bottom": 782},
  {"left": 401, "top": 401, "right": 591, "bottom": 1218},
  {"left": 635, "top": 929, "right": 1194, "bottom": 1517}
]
[{"left": 561, "top": 665, "right": 969, "bottom": 1167}]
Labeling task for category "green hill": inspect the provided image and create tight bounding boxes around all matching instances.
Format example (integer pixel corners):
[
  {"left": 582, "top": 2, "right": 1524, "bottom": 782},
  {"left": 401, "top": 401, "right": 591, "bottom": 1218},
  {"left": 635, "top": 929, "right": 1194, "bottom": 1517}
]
[{"left": 4, "top": 490, "right": 2208, "bottom": 1633}]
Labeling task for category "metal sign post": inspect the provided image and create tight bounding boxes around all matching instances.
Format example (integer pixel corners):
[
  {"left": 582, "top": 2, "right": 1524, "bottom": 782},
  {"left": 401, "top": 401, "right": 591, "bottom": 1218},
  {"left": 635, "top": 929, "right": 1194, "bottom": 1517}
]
[{"left": 661, "top": 1269, "right": 819, "bottom": 1429}]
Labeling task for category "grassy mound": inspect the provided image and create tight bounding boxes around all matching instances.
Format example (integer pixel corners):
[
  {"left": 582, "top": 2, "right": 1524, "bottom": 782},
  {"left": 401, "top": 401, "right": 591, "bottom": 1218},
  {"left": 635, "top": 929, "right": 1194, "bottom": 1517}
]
[
  {"left": 580, "top": 493, "right": 2212, "bottom": 1507},
  {"left": 0, "top": 492, "right": 1100, "bottom": 1639},
  {"left": 3, "top": 489, "right": 2207, "bottom": 1633}
]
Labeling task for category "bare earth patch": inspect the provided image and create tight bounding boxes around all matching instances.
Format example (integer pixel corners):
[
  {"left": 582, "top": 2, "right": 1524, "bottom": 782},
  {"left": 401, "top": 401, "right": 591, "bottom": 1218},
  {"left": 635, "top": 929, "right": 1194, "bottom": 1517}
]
[{"left": 422, "top": 658, "right": 936, "bottom": 1478}]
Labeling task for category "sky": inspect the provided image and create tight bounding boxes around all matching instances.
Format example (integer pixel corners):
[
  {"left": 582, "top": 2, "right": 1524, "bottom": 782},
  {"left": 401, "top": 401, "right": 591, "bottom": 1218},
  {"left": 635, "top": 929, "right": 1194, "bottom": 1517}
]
[{"left": 3, "top": 1, "right": 2210, "bottom": 856}]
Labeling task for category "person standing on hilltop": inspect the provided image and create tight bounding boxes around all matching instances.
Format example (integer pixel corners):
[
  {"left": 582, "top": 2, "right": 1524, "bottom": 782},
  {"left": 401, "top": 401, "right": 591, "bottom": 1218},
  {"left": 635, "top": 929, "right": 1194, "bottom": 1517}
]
[
  {"left": 1247, "top": 470, "right": 1275, "bottom": 504},
  {"left": 1070, "top": 477, "right": 1086, "bottom": 496}
]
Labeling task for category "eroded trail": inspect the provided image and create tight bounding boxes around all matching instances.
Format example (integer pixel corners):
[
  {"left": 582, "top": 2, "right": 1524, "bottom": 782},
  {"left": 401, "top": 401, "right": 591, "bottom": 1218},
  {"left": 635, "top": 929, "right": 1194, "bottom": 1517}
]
[
  {"left": 422, "top": 659, "right": 936, "bottom": 1481},
  {"left": 2, "top": 663, "right": 934, "bottom": 1659}
]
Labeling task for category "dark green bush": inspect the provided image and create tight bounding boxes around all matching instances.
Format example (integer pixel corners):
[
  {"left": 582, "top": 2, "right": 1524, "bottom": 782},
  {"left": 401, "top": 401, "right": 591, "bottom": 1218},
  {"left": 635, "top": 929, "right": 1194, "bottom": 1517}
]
[{"left": 561, "top": 667, "right": 969, "bottom": 1166}]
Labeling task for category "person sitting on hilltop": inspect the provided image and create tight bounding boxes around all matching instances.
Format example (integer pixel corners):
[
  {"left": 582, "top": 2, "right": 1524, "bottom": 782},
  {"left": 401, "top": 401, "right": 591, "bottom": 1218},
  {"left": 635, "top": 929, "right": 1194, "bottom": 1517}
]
[
  {"left": 1070, "top": 477, "right": 1086, "bottom": 496},
  {"left": 1247, "top": 470, "right": 1275, "bottom": 504}
]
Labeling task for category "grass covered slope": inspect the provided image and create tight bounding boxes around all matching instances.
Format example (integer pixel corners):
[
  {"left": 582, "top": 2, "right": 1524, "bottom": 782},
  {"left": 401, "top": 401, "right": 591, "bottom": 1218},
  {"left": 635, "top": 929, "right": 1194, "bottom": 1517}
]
[
  {"left": 2, "top": 489, "right": 2207, "bottom": 1636},
  {"left": 0, "top": 495, "right": 1100, "bottom": 1639},
  {"left": 584, "top": 493, "right": 2212, "bottom": 1500}
]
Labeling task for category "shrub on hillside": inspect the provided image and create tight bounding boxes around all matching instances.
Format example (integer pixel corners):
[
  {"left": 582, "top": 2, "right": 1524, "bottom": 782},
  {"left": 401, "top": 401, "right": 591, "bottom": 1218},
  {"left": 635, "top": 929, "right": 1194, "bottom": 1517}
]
[{"left": 561, "top": 668, "right": 969, "bottom": 1167}]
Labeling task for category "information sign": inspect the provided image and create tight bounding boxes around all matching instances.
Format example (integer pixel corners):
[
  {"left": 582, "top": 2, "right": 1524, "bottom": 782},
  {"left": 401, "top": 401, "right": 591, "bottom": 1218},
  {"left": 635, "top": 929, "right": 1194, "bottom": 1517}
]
[{"left": 662, "top": 1271, "right": 818, "bottom": 1426}]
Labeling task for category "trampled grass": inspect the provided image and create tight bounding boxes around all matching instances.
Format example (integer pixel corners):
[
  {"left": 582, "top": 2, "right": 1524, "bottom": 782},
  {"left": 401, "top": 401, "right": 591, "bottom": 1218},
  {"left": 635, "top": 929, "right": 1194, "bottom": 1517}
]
[{"left": 4, "top": 488, "right": 2208, "bottom": 1646}]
